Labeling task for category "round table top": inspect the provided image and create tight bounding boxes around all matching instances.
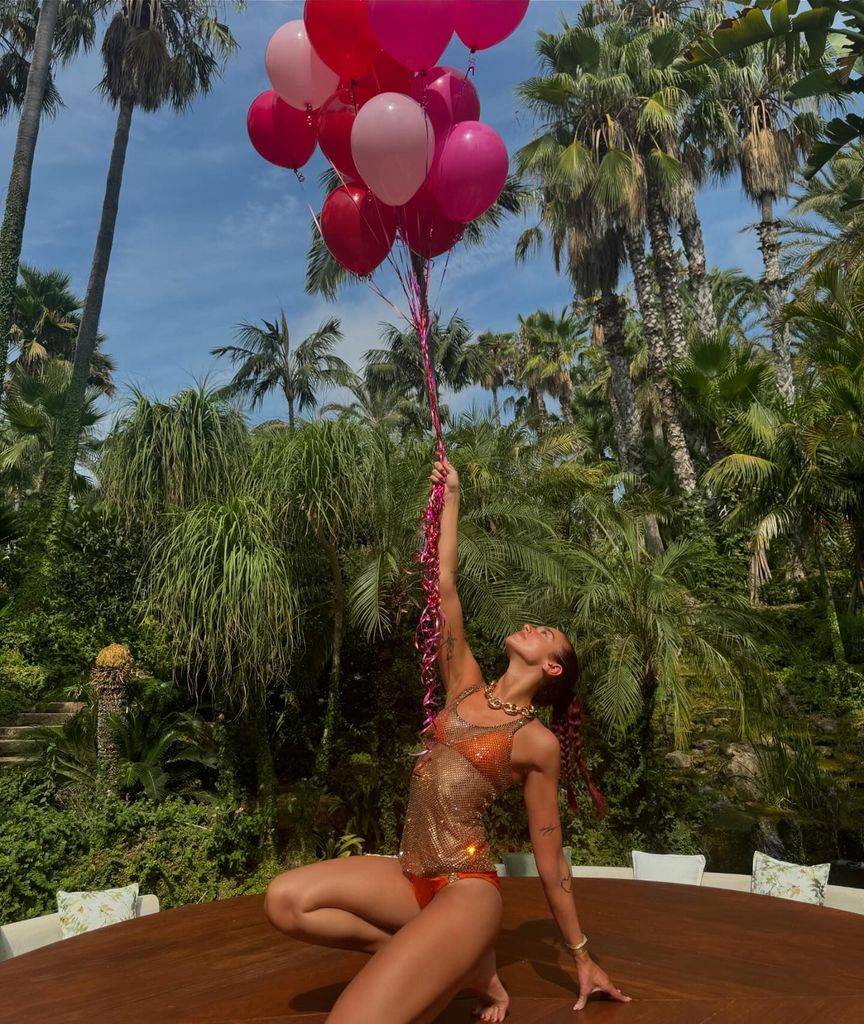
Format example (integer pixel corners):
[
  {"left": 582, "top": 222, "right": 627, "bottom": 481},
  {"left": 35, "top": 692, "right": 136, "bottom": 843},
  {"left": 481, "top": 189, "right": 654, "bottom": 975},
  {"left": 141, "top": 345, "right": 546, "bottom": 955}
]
[{"left": 1, "top": 877, "right": 863, "bottom": 1023}]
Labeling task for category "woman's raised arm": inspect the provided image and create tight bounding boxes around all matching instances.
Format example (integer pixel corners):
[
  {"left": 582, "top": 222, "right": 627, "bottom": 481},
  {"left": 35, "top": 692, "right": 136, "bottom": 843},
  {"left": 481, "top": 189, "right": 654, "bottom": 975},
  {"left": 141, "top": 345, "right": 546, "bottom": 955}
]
[{"left": 430, "top": 458, "right": 483, "bottom": 697}]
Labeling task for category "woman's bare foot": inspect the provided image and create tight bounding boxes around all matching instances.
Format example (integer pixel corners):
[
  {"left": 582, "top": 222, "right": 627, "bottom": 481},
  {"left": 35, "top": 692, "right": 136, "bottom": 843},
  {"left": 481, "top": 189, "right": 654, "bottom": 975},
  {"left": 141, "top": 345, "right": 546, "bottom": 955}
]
[{"left": 464, "top": 947, "right": 510, "bottom": 1022}]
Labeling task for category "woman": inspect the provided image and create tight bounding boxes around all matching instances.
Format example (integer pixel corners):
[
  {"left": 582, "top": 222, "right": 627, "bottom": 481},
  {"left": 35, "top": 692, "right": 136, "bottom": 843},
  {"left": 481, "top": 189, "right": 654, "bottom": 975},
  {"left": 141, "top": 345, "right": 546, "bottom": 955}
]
[{"left": 264, "top": 458, "right": 632, "bottom": 1022}]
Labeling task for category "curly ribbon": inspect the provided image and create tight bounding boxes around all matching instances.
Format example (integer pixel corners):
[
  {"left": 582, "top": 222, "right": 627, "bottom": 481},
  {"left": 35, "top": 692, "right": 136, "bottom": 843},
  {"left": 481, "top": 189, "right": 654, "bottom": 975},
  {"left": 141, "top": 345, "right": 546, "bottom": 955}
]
[{"left": 406, "top": 261, "right": 447, "bottom": 737}]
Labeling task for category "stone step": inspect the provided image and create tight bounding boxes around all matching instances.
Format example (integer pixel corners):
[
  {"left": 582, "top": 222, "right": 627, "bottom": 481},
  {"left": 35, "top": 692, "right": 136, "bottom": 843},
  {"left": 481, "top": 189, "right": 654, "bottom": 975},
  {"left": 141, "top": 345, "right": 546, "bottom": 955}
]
[
  {"left": 14, "top": 712, "right": 71, "bottom": 726},
  {"left": 0, "top": 724, "right": 44, "bottom": 739},
  {"left": 0, "top": 737, "right": 39, "bottom": 754},
  {"left": 44, "top": 702, "right": 86, "bottom": 714},
  {"left": 0, "top": 756, "right": 31, "bottom": 767}
]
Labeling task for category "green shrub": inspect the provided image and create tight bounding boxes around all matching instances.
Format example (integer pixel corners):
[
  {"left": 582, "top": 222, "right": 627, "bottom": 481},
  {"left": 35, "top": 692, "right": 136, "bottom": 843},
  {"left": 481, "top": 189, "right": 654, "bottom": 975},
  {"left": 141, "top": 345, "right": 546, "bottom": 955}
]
[
  {"left": 0, "top": 769, "right": 274, "bottom": 925},
  {"left": 0, "top": 649, "right": 48, "bottom": 721}
]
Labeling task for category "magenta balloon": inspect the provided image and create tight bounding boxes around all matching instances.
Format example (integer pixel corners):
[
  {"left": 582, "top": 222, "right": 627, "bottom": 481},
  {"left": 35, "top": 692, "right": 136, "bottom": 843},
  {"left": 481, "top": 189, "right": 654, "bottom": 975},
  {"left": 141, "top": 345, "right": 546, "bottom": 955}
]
[
  {"left": 410, "top": 65, "right": 479, "bottom": 153},
  {"left": 351, "top": 92, "right": 435, "bottom": 206},
  {"left": 433, "top": 121, "right": 509, "bottom": 223},
  {"left": 246, "top": 90, "right": 317, "bottom": 170},
  {"left": 265, "top": 20, "right": 339, "bottom": 110},
  {"left": 367, "top": 0, "right": 455, "bottom": 72},
  {"left": 452, "top": 0, "right": 529, "bottom": 51}
]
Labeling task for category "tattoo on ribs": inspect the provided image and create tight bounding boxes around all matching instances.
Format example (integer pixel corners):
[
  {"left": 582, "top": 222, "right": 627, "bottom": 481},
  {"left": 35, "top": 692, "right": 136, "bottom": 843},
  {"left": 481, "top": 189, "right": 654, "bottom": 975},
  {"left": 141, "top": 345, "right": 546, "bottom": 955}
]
[{"left": 444, "top": 632, "right": 455, "bottom": 659}]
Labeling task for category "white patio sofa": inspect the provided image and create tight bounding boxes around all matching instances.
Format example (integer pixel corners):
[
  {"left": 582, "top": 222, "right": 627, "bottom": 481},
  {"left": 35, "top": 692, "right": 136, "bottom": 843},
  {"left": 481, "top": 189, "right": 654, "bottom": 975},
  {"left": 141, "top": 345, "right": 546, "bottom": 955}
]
[{"left": 0, "top": 894, "right": 160, "bottom": 961}]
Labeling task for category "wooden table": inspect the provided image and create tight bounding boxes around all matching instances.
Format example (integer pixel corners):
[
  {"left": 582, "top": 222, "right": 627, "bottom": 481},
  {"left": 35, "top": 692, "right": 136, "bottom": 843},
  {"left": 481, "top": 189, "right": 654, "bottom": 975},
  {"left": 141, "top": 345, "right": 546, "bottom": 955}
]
[{"left": 1, "top": 878, "right": 863, "bottom": 1022}]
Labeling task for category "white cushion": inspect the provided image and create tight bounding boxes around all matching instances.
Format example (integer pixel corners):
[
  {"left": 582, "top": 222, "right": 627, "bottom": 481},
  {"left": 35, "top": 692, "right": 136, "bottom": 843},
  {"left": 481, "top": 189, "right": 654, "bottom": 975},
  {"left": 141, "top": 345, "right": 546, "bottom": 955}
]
[
  {"left": 0, "top": 894, "right": 160, "bottom": 960},
  {"left": 750, "top": 850, "right": 830, "bottom": 906},
  {"left": 56, "top": 882, "right": 139, "bottom": 939},
  {"left": 631, "top": 850, "right": 706, "bottom": 885}
]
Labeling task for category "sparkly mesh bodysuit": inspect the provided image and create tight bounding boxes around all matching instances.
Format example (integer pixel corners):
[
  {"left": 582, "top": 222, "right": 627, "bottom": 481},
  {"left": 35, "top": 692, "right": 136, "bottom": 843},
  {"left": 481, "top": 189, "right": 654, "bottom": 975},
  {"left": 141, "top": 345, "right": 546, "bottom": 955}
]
[{"left": 398, "top": 682, "right": 533, "bottom": 878}]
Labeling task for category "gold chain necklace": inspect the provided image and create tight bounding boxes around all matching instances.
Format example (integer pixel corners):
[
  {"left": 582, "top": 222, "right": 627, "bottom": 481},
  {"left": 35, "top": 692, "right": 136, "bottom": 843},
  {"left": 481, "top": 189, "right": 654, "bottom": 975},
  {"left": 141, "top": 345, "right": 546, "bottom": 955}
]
[{"left": 484, "top": 677, "right": 536, "bottom": 720}]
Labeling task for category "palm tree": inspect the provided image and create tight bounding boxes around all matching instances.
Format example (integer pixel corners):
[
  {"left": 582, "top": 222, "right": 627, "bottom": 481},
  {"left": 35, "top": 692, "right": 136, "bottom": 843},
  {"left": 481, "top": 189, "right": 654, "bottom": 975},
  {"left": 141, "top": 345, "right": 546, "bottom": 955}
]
[
  {"left": 321, "top": 376, "right": 418, "bottom": 437},
  {"left": 97, "top": 382, "right": 249, "bottom": 532},
  {"left": 364, "top": 313, "right": 475, "bottom": 417},
  {"left": 145, "top": 493, "right": 298, "bottom": 852},
  {"left": 0, "top": 360, "right": 104, "bottom": 506},
  {"left": 709, "top": 46, "right": 822, "bottom": 400},
  {"left": 566, "top": 516, "right": 768, "bottom": 824},
  {"left": 0, "top": 0, "right": 60, "bottom": 404},
  {"left": 37, "top": 0, "right": 242, "bottom": 563},
  {"left": 471, "top": 330, "right": 516, "bottom": 428},
  {"left": 516, "top": 13, "right": 698, "bottom": 498},
  {"left": 0, "top": 0, "right": 99, "bottom": 119},
  {"left": 780, "top": 142, "right": 864, "bottom": 286},
  {"left": 211, "top": 310, "right": 351, "bottom": 429},
  {"left": 8, "top": 264, "right": 115, "bottom": 393},
  {"left": 514, "top": 309, "right": 583, "bottom": 428},
  {"left": 246, "top": 419, "right": 373, "bottom": 785}
]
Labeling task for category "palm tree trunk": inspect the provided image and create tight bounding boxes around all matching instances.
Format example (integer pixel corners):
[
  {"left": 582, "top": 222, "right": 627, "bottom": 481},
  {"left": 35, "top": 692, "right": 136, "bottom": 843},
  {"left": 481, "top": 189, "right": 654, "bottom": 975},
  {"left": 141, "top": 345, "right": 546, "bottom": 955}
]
[
  {"left": 624, "top": 229, "right": 697, "bottom": 496},
  {"left": 491, "top": 386, "right": 500, "bottom": 428},
  {"left": 39, "top": 96, "right": 134, "bottom": 553},
  {"left": 815, "top": 539, "right": 846, "bottom": 665},
  {"left": 284, "top": 387, "right": 295, "bottom": 429},
  {"left": 757, "top": 192, "right": 795, "bottom": 402},
  {"left": 646, "top": 188, "right": 688, "bottom": 362},
  {"left": 677, "top": 187, "right": 718, "bottom": 334},
  {"left": 313, "top": 533, "right": 345, "bottom": 783},
  {"left": 597, "top": 288, "right": 664, "bottom": 555},
  {"left": 0, "top": 0, "right": 60, "bottom": 403},
  {"left": 253, "top": 698, "right": 277, "bottom": 858}
]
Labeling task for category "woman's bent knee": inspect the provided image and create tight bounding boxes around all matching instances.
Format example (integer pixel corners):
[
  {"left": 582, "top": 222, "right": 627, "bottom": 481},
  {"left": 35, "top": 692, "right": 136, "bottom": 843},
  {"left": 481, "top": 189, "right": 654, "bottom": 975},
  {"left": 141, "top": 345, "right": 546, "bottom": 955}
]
[{"left": 263, "top": 873, "right": 305, "bottom": 933}]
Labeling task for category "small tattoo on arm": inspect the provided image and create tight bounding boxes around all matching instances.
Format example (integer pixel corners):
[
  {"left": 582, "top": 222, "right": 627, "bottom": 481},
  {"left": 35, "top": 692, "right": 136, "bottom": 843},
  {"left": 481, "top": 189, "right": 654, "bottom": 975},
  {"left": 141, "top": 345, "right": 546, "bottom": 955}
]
[
  {"left": 560, "top": 875, "right": 572, "bottom": 894},
  {"left": 539, "top": 823, "right": 560, "bottom": 836}
]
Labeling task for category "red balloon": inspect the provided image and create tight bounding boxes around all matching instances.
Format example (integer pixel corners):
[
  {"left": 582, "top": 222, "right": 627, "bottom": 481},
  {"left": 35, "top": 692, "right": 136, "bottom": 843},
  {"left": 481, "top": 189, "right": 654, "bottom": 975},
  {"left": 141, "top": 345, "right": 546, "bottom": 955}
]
[
  {"left": 452, "top": 0, "right": 529, "bottom": 51},
  {"left": 246, "top": 90, "right": 317, "bottom": 170},
  {"left": 355, "top": 50, "right": 413, "bottom": 96},
  {"left": 318, "top": 85, "right": 373, "bottom": 179},
  {"left": 321, "top": 183, "right": 397, "bottom": 274},
  {"left": 398, "top": 184, "right": 463, "bottom": 258},
  {"left": 304, "top": 0, "right": 379, "bottom": 81}
]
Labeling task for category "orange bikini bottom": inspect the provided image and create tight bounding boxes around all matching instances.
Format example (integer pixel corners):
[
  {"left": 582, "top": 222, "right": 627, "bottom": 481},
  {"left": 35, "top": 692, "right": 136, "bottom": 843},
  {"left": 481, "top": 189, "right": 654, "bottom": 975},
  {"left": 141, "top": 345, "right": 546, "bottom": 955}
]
[{"left": 404, "top": 870, "right": 502, "bottom": 909}]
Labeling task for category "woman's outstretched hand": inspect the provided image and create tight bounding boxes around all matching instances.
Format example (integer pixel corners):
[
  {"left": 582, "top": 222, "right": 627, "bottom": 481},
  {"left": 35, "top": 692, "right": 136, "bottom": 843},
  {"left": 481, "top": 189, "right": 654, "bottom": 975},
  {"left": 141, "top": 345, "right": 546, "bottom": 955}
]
[
  {"left": 572, "top": 955, "right": 632, "bottom": 1011},
  {"left": 430, "top": 458, "right": 459, "bottom": 495}
]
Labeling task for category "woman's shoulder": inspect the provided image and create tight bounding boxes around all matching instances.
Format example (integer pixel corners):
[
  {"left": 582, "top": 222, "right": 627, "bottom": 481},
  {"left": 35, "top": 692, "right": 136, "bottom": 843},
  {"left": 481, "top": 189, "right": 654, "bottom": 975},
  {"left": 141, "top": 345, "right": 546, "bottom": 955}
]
[{"left": 512, "top": 717, "right": 560, "bottom": 772}]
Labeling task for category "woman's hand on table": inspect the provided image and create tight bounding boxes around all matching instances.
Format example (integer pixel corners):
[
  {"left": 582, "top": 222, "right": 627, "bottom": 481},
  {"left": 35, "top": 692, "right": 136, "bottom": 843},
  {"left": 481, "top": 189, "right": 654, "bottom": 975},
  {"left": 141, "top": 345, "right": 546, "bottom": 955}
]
[{"left": 572, "top": 954, "right": 632, "bottom": 1011}]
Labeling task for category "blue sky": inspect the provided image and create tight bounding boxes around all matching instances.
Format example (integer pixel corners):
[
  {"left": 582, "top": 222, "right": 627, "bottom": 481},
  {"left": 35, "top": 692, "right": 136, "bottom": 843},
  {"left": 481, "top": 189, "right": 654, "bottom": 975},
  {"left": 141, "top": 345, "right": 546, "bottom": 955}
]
[{"left": 0, "top": 0, "right": 769, "bottom": 427}]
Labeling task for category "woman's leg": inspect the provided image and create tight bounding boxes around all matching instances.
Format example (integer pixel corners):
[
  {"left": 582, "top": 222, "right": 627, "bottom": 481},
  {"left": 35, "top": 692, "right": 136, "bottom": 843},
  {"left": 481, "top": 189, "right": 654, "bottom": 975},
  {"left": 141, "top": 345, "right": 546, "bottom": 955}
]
[
  {"left": 323, "top": 877, "right": 504, "bottom": 1024},
  {"left": 264, "top": 855, "right": 420, "bottom": 955}
]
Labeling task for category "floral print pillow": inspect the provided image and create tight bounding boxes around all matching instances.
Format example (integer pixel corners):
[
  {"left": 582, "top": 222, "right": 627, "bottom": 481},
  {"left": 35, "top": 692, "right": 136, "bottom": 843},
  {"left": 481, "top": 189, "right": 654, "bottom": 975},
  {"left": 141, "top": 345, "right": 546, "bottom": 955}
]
[
  {"left": 750, "top": 851, "right": 829, "bottom": 906},
  {"left": 56, "top": 883, "right": 139, "bottom": 939}
]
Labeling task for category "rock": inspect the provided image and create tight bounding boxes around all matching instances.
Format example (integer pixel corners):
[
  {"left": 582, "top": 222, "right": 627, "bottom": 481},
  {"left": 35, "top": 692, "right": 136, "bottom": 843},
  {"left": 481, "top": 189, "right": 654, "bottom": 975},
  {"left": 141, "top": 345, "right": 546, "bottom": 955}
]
[
  {"left": 812, "top": 716, "right": 838, "bottom": 734},
  {"left": 665, "top": 751, "right": 693, "bottom": 769},
  {"left": 724, "top": 741, "right": 764, "bottom": 800},
  {"left": 692, "top": 739, "right": 719, "bottom": 753}
]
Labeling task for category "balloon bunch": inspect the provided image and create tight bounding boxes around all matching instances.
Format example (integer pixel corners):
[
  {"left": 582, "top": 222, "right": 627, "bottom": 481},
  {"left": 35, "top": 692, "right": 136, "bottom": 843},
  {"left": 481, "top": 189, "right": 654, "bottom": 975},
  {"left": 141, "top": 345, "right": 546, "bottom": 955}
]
[{"left": 246, "top": 0, "right": 529, "bottom": 732}]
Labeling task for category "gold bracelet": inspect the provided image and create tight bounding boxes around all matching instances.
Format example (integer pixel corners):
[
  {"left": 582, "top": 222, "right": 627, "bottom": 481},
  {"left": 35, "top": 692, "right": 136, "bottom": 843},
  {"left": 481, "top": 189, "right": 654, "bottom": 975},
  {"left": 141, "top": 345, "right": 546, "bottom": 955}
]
[{"left": 564, "top": 934, "right": 588, "bottom": 954}]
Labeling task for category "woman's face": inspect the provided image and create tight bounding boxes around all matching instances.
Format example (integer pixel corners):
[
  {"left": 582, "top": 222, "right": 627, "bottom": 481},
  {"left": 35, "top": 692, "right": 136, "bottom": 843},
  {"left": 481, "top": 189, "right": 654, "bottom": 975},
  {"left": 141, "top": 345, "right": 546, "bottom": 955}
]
[{"left": 504, "top": 623, "right": 565, "bottom": 671}]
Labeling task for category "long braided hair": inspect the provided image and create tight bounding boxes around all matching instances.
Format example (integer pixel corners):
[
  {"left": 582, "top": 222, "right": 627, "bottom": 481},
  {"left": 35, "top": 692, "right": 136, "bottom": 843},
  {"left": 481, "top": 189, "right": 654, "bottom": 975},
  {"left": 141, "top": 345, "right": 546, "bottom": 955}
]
[{"left": 534, "top": 638, "right": 607, "bottom": 819}]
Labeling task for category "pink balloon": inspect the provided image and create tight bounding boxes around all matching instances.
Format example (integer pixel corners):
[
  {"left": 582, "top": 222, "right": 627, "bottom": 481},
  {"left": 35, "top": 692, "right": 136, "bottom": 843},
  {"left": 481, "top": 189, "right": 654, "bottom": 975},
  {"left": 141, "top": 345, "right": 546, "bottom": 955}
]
[
  {"left": 367, "top": 0, "right": 455, "bottom": 72},
  {"left": 265, "top": 20, "right": 339, "bottom": 110},
  {"left": 410, "top": 65, "right": 479, "bottom": 171},
  {"left": 433, "top": 121, "right": 508, "bottom": 223},
  {"left": 246, "top": 90, "right": 317, "bottom": 170},
  {"left": 452, "top": 0, "right": 529, "bottom": 50},
  {"left": 351, "top": 92, "right": 435, "bottom": 206}
]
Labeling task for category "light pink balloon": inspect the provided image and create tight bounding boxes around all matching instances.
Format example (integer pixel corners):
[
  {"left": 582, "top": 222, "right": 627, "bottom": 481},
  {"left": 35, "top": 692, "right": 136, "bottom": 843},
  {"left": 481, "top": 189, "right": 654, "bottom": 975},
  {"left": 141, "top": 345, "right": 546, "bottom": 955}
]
[
  {"left": 368, "top": 0, "right": 455, "bottom": 72},
  {"left": 433, "top": 121, "right": 508, "bottom": 223},
  {"left": 351, "top": 92, "right": 435, "bottom": 206},
  {"left": 265, "top": 20, "right": 339, "bottom": 110},
  {"left": 453, "top": 0, "right": 529, "bottom": 51}
]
